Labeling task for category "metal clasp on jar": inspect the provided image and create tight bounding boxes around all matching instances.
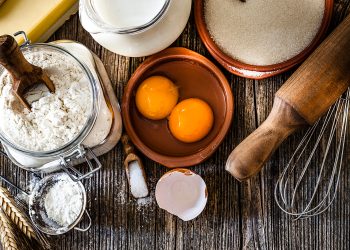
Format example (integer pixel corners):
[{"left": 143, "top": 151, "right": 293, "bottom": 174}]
[
  {"left": 59, "top": 145, "right": 102, "bottom": 182},
  {"left": 14, "top": 31, "right": 31, "bottom": 47}
]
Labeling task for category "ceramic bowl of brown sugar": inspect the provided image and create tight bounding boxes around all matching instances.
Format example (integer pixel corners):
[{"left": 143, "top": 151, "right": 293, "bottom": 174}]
[
  {"left": 122, "top": 47, "right": 234, "bottom": 168},
  {"left": 194, "top": 0, "right": 334, "bottom": 79}
]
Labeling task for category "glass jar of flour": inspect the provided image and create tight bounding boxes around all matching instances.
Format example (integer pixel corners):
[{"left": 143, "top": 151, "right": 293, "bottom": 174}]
[
  {"left": 0, "top": 33, "right": 122, "bottom": 180},
  {"left": 79, "top": 0, "right": 192, "bottom": 57}
]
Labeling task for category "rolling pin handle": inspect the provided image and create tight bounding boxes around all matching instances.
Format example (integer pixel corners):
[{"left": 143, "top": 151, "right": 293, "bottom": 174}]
[{"left": 226, "top": 97, "right": 307, "bottom": 181}]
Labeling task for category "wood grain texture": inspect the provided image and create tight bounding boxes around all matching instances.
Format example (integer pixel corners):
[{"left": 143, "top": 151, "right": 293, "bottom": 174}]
[
  {"left": 0, "top": 1, "right": 350, "bottom": 250},
  {"left": 226, "top": 97, "right": 307, "bottom": 181}
]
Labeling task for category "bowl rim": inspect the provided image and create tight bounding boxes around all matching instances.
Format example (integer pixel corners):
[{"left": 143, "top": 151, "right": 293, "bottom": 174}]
[
  {"left": 194, "top": 0, "right": 334, "bottom": 79},
  {"left": 122, "top": 47, "right": 234, "bottom": 168}
]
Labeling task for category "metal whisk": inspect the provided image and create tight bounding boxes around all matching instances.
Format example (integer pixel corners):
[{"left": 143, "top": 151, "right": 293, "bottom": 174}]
[{"left": 274, "top": 88, "right": 350, "bottom": 219}]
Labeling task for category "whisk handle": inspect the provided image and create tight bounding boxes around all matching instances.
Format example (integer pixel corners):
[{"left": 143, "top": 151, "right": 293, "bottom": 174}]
[{"left": 225, "top": 97, "right": 307, "bottom": 181}]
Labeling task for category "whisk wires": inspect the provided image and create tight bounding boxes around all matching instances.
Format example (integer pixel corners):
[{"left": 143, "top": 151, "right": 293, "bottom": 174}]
[{"left": 274, "top": 88, "right": 349, "bottom": 219}]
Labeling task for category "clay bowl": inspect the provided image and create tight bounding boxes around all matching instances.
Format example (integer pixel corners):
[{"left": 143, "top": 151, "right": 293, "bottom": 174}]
[
  {"left": 122, "top": 47, "right": 234, "bottom": 168},
  {"left": 194, "top": 0, "right": 334, "bottom": 79}
]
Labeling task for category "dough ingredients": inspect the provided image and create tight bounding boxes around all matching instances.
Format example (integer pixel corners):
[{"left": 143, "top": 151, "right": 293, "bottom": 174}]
[{"left": 0, "top": 50, "right": 93, "bottom": 151}]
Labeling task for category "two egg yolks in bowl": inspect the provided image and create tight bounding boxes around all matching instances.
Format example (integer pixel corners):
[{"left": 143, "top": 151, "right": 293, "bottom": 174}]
[{"left": 135, "top": 76, "right": 214, "bottom": 143}]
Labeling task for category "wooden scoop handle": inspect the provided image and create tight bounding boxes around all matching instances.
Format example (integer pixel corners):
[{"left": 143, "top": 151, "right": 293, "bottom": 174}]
[
  {"left": 0, "top": 35, "right": 55, "bottom": 109},
  {"left": 226, "top": 15, "right": 350, "bottom": 181}
]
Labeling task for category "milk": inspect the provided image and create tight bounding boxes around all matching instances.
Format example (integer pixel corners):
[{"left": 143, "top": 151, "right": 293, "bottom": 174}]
[
  {"left": 93, "top": 0, "right": 166, "bottom": 28},
  {"left": 80, "top": 0, "right": 192, "bottom": 57}
]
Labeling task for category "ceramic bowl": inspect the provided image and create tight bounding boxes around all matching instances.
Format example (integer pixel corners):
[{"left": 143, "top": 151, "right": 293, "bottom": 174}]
[
  {"left": 194, "top": 0, "right": 334, "bottom": 79},
  {"left": 122, "top": 47, "right": 234, "bottom": 167}
]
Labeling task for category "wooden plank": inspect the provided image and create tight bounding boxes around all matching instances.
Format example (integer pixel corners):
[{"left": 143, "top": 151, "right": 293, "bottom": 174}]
[{"left": 0, "top": 1, "right": 350, "bottom": 250}]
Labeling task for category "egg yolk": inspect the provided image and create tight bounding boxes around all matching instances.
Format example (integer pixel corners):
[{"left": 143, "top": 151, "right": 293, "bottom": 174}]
[
  {"left": 135, "top": 76, "right": 179, "bottom": 120},
  {"left": 168, "top": 98, "right": 214, "bottom": 143}
]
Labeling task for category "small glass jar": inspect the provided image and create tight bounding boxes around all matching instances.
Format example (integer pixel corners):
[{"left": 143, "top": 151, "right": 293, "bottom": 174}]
[
  {"left": 79, "top": 0, "right": 192, "bottom": 57},
  {"left": 0, "top": 33, "right": 122, "bottom": 180}
]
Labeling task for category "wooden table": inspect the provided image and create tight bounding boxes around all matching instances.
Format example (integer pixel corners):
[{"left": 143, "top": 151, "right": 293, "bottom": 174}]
[{"left": 1, "top": 1, "right": 350, "bottom": 249}]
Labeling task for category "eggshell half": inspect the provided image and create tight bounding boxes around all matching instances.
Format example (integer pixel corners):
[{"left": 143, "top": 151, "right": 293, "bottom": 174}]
[{"left": 155, "top": 169, "right": 208, "bottom": 221}]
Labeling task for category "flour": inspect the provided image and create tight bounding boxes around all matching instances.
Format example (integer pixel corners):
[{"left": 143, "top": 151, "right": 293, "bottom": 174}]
[
  {"left": 0, "top": 50, "right": 92, "bottom": 151},
  {"left": 44, "top": 174, "right": 83, "bottom": 227}
]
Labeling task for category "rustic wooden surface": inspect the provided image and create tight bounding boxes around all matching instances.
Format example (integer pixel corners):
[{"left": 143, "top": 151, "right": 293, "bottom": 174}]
[{"left": 1, "top": 1, "right": 350, "bottom": 249}]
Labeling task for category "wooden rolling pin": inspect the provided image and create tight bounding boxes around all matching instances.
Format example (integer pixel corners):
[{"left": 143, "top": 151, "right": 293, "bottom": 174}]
[{"left": 226, "top": 15, "right": 350, "bottom": 181}]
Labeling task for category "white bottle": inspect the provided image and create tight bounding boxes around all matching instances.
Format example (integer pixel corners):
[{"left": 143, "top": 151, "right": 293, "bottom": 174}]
[{"left": 79, "top": 0, "right": 192, "bottom": 57}]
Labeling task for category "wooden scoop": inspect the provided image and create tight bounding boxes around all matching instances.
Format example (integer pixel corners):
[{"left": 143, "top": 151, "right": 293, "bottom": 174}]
[
  {"left": 121, "top": 134, "right": 149, "bottom": 198},
  {"left": 0, "top": 35, "right": 55, "bottom": 110},
  {"left": 226, "top": 14, "right": 350, "bottom": 181}
]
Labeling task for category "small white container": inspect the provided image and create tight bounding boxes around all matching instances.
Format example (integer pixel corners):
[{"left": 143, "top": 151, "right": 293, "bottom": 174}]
[
  {"left": 79, "top": 0, "right": 192, "bottom": 57},
  {"left": 0, "top": 34, "right": 122, "bottom": 180}
]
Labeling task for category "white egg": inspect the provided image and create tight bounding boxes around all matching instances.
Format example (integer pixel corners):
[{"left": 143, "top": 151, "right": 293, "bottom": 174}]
[{"left": 155, "top": 169, "right": 208, "bottom": 221}]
